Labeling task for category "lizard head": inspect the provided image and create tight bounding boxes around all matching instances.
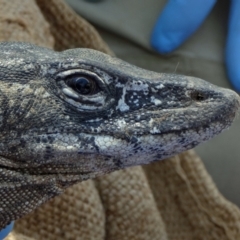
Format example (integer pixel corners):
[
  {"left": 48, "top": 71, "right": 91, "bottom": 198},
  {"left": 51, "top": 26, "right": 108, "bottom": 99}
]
[
  {"left": 0, "top": 42, "right": 240, "bottom": 228},
  {"left": 0, "top": 42, "right": 239, "bottom": 180}
]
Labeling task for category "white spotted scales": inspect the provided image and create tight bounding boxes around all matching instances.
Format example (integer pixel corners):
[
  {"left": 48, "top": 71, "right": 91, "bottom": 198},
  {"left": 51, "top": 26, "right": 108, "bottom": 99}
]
[{"left": 0, "top": 42, "right": 239, "bottom": 229}]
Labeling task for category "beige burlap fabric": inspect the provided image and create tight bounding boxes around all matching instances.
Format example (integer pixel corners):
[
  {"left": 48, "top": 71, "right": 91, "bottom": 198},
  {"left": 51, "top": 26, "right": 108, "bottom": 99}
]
[{"left": 1, "top": 0, "right": 240, "bottom": 239}]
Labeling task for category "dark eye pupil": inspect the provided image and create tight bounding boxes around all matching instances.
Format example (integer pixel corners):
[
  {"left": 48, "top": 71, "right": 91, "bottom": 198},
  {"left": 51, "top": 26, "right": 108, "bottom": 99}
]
[{"left": 71, "top": 77, "right": 92, "bottom": 95}]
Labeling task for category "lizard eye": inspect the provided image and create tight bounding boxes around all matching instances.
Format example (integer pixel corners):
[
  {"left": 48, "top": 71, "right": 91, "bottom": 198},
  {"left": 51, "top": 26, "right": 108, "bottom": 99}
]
[
  {"left": 55, "top": 69, "right": 114, "bottom": 111},
  {"left": 66, "top": 76, "right": 97, "bottom": 95}
]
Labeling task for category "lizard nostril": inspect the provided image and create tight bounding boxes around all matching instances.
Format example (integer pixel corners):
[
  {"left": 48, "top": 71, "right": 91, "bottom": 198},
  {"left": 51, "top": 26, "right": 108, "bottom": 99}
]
[{"left": 190, "top": 91, "right": 206, "bottom": 101}]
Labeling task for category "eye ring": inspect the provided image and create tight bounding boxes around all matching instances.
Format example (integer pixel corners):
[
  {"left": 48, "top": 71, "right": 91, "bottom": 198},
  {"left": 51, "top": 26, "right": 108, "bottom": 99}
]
[{"left": 56, "top": 69, "right": 107, "bottom": 98}]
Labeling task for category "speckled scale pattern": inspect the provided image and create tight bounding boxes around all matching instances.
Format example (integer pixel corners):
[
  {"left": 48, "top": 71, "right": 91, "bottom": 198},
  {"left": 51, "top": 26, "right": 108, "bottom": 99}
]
[{"left": 0, "top": 42, "right": 239, "bottom": 229}]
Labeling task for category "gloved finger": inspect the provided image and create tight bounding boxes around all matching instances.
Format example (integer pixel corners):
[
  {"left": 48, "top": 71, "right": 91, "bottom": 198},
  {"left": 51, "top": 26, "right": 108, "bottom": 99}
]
[
  {"left": 151, "top": 0, "right": 216, "bottom": 54},
  {"left": 225, "top": 0, "right": 240, "bottom": 92},
  {"left": 0, "top": 222, "right": 14, "bottom": 239}
]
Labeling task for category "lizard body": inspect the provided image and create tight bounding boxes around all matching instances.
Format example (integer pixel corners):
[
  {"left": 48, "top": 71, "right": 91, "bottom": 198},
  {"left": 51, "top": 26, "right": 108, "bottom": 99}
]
[{"left": 0, "top": 42, "right": 239, "bottom": 229}]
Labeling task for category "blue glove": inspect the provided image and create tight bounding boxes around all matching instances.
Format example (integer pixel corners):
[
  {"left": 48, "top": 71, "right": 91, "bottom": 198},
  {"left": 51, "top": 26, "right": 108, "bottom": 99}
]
[
  {"left": 151, "top": 0, "right": 240, "bottom": 92},
  {"left": 226, "top": 0, "right": 240, "bottom": 92},
  {"left": 0, "top": 222, "right": 14, "bottom": 239}
]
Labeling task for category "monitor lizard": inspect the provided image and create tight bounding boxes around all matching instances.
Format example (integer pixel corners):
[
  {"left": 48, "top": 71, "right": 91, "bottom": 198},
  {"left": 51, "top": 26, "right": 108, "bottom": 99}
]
[{"left": 0, "top": 42, "right": 239, "bottom": 229}]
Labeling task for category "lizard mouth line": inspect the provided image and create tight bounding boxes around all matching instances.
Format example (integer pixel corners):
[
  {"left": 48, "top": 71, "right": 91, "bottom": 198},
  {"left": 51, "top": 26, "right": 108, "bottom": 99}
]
[{"left": 11, "top": 117, "right": 232, "bottom": 140}]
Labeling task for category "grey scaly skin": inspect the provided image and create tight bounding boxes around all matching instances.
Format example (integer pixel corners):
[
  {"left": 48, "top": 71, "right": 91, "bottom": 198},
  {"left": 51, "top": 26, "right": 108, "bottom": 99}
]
[{"left": 0, "top": 42, "right": 239, "bottom": 229}]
